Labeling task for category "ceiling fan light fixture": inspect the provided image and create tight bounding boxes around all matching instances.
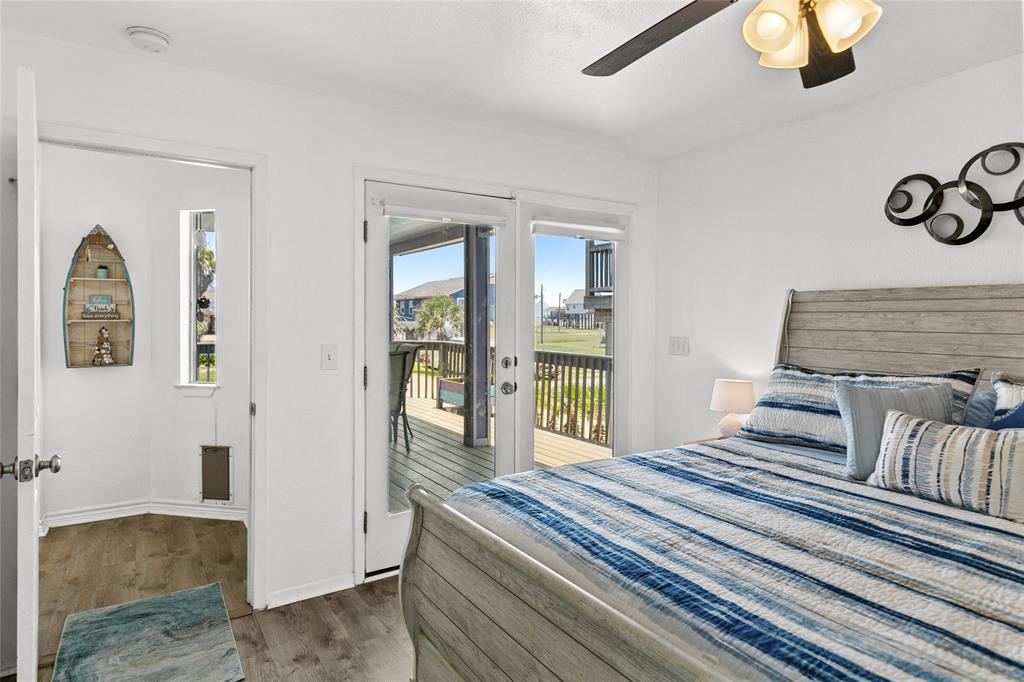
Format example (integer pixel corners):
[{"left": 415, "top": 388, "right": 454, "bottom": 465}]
[
  {"left": 742, "top": 0, "right": 799, "bottom": 53},
  {"left": 758, "top": 17, "right": 809, "bottom": 69},
  {"left": 814, "top": 0, "right": 882, "bottom": 53}
]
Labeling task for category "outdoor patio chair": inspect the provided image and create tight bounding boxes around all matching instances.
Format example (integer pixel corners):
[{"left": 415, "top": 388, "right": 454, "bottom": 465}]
[{"left": 389, "top": 343, "right": 422, "bottom": 453}]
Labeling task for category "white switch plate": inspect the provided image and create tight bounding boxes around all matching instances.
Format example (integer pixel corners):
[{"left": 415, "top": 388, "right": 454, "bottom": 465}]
[
  {"left": 669, "top": 336, "right": 690, "bottom": 357},
  {"left": 321, "top": 343, "right": 339, "bottom": 370}
]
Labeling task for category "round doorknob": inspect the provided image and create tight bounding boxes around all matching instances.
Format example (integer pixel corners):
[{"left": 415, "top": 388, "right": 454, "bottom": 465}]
[
  {"left": 37, "top": 455, "right": 62, "bottom": 475},
  {"left": 500, "top": 381, "right": 517, "bottom": 395}
]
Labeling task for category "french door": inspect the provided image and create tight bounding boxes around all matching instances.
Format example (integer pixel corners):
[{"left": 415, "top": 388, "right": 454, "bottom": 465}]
[{"left": 364, "top": 181, "right": 517, "bottom": 573}]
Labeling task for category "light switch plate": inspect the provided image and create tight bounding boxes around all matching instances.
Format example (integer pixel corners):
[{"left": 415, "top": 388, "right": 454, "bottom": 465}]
[
  {"left": 321, "top": 343, "right": 339, "bottom": 370},
  {"left": 669, "top": 336, "right": 690, "bottom": 357}
]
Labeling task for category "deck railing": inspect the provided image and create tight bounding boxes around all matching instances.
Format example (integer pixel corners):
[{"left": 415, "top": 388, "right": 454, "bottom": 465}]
[
  {"left": 403, "top": 340, "right": 612, "bottom": 447},
  {"left": 534, "top": 350, "right": 612, "bottom": 445}
]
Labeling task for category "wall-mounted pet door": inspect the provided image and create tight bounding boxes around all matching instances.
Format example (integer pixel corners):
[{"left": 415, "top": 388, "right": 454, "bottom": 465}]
[{"left": 201, "top": 445, "right": 232, "bottom": 503}]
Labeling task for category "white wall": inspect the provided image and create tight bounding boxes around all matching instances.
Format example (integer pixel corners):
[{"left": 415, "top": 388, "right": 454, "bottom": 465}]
[
  {"left": 654, "top": 55, "right": 1024, "bottom": 447},
  {"left": 38, "top": 144, "right": 250, "bottom": 523},
  {"left": 0, "top": 30, "right": 660, "bottom": 608}
]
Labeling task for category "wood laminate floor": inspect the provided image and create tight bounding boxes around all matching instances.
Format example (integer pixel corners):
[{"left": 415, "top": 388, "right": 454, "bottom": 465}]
[{"left": 10, "top": 513, "right": 412, "bottom": 681}]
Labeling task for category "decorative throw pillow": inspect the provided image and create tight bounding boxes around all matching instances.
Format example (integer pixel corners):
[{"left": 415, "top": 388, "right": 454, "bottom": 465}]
[
  {"left": 870, "top": 410, "right": 1024, "bottom": 522},
  {"left": 737, "top": 364, "right": 981, "bottom": 453},
  {"left": 991, "top": 373, "right": 1024, "bottom": 430},
  {"left": 835, "top": 383, "right": 953, "bottom": 480},
  {"left": 964, "top": 391, "right": 998, "bottom": 428}
]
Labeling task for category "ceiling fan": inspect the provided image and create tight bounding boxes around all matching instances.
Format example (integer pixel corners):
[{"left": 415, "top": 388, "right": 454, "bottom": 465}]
[{"left": 582, "top": 0, "right": 882, "bottom": 89}]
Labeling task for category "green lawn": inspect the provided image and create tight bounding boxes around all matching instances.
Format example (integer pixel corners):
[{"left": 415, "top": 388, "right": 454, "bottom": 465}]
[{"left": 534, "top": 326, "right": 606, "bottom": 355}]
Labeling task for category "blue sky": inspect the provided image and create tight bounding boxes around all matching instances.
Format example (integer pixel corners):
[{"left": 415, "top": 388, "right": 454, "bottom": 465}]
[{"left": 392, "top": 234, "right": 586, "bottom": 305}]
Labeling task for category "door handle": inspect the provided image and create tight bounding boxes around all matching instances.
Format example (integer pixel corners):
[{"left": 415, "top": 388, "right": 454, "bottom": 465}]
[
  {"left": 0, "top": 459, "right": 15, "bottom": 480},
  {"left": 37, "top": 454, "right": 62, "bottom": 476},
  {"left": 500, "top": 381, "right": 517, "bottom": 395}
]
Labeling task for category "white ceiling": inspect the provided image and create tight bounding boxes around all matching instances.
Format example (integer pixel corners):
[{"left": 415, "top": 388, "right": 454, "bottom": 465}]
[{"left": 4, "top": 0, "right": 1022, "bottom": 160}]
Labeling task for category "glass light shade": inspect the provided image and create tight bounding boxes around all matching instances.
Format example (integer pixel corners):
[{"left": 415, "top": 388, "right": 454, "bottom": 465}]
[
  {"left": 814, "top": 0, "right": 882, "bottom": 53},
  {"left": 742, "top": 0, "right": 800, "bottom": 53},
  {"left": 709, "top": 379, "right": 756, "bottom": 414},
  {"left": 758, "top": 17, "right": 809, "bottom": 69}
]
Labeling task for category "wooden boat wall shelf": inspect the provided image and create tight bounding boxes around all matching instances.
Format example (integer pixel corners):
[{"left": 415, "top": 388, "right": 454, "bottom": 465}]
[{"left": 62, "top": 225, "right": 136, "bottom": 368}]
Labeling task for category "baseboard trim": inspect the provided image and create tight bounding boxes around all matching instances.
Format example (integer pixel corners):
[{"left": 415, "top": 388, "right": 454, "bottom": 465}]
[
  {"left": 149, "top": 499, "right": 249, "bottom": 525},
  {"left": 266, "top": 573, "right": 355, "bottom": 609},
  {"left": 41, "top": 500, "right": 151, "bottom": 534},
  {"left": 41, "top": 499, "right": 248, "bottom": 534}
]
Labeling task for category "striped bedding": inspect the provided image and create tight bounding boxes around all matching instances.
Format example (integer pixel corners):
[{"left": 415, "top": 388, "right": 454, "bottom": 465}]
[{"left": 447, "top": 438, "right": 1024, "bottom": 681}]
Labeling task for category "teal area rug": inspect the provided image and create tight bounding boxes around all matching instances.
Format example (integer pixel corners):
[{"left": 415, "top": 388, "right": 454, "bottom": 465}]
[{"left": 52, "top": 582, "right": 244, "bottom": 681}]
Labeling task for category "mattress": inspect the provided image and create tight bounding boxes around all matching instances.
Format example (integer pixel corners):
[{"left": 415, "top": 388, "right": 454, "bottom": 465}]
[{"left": 447, "top": 437, "right": 1024, "bottom": 681}]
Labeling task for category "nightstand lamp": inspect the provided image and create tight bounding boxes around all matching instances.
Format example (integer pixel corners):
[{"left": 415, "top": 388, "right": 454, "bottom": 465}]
[{"left": 710, "top": 379, "right": 756, "bottom": 438}]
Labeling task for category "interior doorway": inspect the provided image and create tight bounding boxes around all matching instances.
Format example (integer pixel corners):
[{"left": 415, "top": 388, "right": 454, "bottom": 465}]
[{"left": 32, "top": 141, "right": 253, "bottom": 673}]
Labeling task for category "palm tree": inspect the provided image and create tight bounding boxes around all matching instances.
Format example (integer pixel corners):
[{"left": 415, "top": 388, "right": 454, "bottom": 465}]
[{"left": 416, "top": 296, "right": 464, "bottom": 339}]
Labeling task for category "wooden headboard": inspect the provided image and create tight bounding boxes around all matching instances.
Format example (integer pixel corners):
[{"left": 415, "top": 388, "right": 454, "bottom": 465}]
[{"left": 776, "top": 284, "right": 1024, "bottom": 383}]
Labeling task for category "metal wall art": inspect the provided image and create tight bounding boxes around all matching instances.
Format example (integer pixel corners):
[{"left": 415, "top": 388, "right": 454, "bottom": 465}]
[{"left": 885, "top": 142, "right": 1024, "bottom": 246}]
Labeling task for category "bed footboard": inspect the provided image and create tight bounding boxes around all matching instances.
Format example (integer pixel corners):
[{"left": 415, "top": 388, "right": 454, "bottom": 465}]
[{"left": 399, "top": 484, "right": 720, "bottom": 681}]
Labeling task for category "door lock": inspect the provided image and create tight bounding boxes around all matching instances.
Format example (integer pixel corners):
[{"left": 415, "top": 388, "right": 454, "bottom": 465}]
[
  {"left": 18, "top": 459, "right": 34, "bottom": 482},
  {"left": 500, "top": 356, "right": 515, "bottom": 369}
]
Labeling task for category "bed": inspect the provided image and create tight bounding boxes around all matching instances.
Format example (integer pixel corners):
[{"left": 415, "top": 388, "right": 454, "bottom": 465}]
[{"left": 398, "top": 284, "right": 1024, "bottom": 681}]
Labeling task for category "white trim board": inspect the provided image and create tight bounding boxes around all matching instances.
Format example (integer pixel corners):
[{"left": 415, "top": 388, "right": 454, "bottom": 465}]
[
  {"left": 265, "top": 573, "right": 355, "bottom": 609},
  {"left": 40, "top": 499, "right": 249, "bottom": 535}
]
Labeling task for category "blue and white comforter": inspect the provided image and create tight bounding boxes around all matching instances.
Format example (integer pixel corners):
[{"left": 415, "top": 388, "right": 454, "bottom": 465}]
[{"left": 447, "top": 438, "right": 1024, "bottom": 681}]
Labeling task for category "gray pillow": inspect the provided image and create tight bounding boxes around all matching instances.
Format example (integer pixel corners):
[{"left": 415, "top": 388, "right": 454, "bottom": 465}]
[{"left": 835, "top": 382, "right": 953, "bottom": 480}]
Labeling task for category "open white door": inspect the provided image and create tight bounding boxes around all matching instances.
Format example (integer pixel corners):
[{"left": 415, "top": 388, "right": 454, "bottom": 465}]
[{"left": 16, "top": 66, "right": 56, "bottom": 682}]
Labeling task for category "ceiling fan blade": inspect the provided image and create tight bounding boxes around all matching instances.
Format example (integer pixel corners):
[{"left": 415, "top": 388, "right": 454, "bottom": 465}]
[{"left": 582, "top": 0, "right": 738, "bottom": 77}]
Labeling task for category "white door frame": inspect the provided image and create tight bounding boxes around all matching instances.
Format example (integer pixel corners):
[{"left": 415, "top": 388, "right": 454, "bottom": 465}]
[
  {"left": 31, "top": 122, "right": 270, "bottom": 610},
  {"left": 351, "top": 167, "right": 637, "bottom": 583}
]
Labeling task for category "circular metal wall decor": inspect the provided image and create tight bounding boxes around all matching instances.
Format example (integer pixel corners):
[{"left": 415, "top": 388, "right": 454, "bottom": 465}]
[
  {"left": 885, "top": 174, "right": 942, "bottom": 227},
  {"left": 923, "top": 181, "right": 992, "bottom": 246},
  {"left": 885, "top": 141, "right": 1024, "bottom": 245}
]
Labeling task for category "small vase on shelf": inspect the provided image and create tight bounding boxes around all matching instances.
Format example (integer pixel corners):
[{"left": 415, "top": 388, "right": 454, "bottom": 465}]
[{"left": 95, "top": 265, "right": 109, "bottom": 279}]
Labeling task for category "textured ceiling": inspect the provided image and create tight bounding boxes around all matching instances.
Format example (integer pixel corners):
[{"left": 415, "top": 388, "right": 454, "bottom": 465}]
[{"left": 4, "top": 0, "right": 1022, "bottom": 159}]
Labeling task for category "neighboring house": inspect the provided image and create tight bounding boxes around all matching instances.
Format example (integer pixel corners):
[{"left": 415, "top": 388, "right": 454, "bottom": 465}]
[
  {"left": 394, "top": 276, "right": 464, "bottom": 320},
  {"left": 394, "top": 274, "right": 495, "bottom": 323},
  {"left": 564, "top": 289, "right": 588, "bottom": 316}
]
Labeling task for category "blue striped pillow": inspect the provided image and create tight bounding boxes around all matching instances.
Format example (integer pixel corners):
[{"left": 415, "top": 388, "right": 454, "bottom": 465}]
[
  {"left": 737, "top": 364, "right": 981, "bottom": 453},
  {"left": 870, "top": 410, "right": 1024, "bottom": 522},
  {"left": 991, "top": 373, "right": 1024, "bottom": 430}
]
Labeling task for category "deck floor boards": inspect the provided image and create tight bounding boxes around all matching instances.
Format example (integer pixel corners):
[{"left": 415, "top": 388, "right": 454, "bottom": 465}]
[{"left": 389, "top": 397, "right": 611, "bottom": 510}]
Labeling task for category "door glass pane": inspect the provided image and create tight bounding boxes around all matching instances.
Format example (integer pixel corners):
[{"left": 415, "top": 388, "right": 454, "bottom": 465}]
[
  {"left": 533, "top": 236, "right": 614, "bottom": 469},
  {"left": 387, "top": 218, "right": 496, "bottom": 512}
]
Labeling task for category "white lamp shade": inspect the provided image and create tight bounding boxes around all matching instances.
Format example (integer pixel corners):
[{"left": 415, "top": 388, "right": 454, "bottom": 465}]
[
  {"left": 709, "top": 379, "right": 756, "bottom": 414},
  {"left": 758, "top": 17, "right": 809, "bottom": 69},
  {"left": 742, "top": 0, "right": 801, "bottom": 54},
  {"left": 814, "top": 0, "right": 882, "bottom": 53}
]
